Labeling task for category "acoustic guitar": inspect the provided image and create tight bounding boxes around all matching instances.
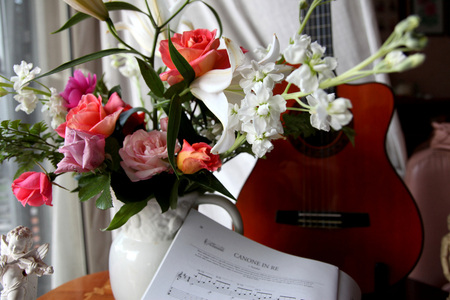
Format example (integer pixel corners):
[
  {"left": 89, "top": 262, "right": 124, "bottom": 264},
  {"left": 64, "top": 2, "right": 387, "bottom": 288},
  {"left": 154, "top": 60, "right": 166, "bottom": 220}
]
[{"left": 235, "top": 3, "right": 423, "bottom": 294}]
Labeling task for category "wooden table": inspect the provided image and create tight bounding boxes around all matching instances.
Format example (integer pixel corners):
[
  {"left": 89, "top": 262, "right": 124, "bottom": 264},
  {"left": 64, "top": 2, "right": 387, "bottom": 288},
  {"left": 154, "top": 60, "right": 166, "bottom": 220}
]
[
  {"left": 38, "top": 271, "right": 448, "bottom": 300},
  {"left": 38, "top": 271, "right": 114, "bottom": 300}
]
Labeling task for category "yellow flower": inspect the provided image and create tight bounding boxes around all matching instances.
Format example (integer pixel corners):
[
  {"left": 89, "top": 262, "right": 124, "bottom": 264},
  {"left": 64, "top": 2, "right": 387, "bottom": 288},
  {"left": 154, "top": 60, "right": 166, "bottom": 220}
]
[{"left": 64, "top": 0, "right": 109, "bottom": 21}]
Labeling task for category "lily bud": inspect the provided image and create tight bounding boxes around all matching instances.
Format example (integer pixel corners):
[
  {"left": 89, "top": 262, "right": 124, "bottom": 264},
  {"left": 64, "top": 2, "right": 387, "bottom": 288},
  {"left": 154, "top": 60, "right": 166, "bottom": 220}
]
[
  {"left": 375, "top": 50, "right": 406, "bottom": 71},
  {"left": 64, "top": 0, "right": 109, "bottom": 21},
  {"left": 405, "top": 32, "right": 428, "bottom": 51},
  {"left": 393, "top": 53, "right": 425, "bottom": 72},
  {"left": 0, "top": 88, "right": 8, "bottom": 97},
  {"left": 395, "top": 15, "right": 420, "bottom": 35},
  {"left": 299, "top": 0, "right": 309, "bottom": 10}
]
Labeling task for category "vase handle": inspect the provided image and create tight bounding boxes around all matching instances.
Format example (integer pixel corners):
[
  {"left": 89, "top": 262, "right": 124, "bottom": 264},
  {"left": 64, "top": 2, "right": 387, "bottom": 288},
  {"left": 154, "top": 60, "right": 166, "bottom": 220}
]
[{"left": 194, "top": 194, "right": 244, "bottom": 235}]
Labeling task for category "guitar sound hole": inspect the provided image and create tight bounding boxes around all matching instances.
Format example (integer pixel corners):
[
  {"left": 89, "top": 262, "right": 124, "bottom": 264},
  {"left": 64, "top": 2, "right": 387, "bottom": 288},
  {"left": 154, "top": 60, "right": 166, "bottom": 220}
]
[{"left": 289, "top": 123, "right": 352, "bottom": 158}]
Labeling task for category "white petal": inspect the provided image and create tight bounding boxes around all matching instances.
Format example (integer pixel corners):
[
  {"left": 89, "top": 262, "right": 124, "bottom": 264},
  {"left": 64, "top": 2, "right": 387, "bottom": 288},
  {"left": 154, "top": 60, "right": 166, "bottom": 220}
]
[
  {"left": 190, "top": 36, "right": 245, "bottom": 94},
  {"left": 259, "top": 34, "right": 280, "bottom": 64},
  {"left": 190, "top": 88, "right": 235, "bottom": 154}
]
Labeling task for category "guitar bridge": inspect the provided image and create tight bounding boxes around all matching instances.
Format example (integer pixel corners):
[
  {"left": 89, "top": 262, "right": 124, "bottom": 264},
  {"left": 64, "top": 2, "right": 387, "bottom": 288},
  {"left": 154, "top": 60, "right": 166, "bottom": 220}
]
[{"left": 276, "top": 211, "right": 370, "bottom": 228}]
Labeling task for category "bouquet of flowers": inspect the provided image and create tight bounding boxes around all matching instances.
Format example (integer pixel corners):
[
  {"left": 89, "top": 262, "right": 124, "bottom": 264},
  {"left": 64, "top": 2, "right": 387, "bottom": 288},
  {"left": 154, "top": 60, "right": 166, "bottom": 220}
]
[{"left": 0, "top": 0, "right": 426, "bottom": 230}]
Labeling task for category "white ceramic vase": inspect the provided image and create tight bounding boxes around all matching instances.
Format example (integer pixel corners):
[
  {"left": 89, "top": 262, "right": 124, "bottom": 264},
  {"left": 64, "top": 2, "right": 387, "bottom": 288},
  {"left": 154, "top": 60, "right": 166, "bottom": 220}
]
[{"left": 108, "top": 192, "right": 243, "bottom": 300}]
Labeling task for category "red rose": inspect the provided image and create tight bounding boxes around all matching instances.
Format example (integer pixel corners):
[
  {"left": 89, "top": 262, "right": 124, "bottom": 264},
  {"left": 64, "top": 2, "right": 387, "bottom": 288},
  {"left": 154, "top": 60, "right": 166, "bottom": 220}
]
[
  {"left": 159, "top": 29, "right": 230, "bottom": 85},
  {"left": 12, "top": 172, "right": 52, "bottom": 207},
  {"left": 176, "top": 140, "right": 222, "bottom": 174}
]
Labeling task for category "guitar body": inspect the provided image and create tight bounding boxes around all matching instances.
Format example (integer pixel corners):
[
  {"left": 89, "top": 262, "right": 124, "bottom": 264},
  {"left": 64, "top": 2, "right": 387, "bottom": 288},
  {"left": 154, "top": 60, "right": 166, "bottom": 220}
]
[{"left": 236, "top": 82, "right": 423, "bottom": 294}]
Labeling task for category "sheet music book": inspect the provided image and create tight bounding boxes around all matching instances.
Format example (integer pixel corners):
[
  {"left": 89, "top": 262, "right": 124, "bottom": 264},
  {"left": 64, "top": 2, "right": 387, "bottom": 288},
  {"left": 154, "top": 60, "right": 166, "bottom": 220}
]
[{"left": 141, "top": 209, "right": 361, "bottom": 300}]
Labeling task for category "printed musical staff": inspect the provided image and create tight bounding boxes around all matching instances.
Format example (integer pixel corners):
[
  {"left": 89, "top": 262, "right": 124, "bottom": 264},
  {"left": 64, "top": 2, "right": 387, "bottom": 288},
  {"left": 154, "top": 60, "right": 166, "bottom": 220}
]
[{"left": 168, "top": 270, "right": 304, "bottom": 300}]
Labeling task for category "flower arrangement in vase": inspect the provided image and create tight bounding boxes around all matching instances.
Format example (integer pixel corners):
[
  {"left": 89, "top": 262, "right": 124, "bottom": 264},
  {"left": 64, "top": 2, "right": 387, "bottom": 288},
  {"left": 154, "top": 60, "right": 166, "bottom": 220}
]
[{"left": 0, "top": 0, "right": 426, "bottom": 232}]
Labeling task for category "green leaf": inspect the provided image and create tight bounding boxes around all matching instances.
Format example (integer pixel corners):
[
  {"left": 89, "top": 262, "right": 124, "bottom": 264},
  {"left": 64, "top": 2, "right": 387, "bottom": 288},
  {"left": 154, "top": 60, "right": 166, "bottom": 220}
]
[
  {"left": 200, "top": 1, "right": 223, "bottom": 38},
  {"left": 186, "top": 171, "right": 235, "bottom": 200},
  {"left": 168, "top": 34, "right": 195, "bottom": 84},
  {"left": 51, "top": 12, "right": 90, "bottom": 34},
  {"left": 104, "top": 1, "right": 144, "bottom": 13},
  {"left": 118, "top": 107, "right": 152, "bottom": 128},
  {"left": 53, "top": 2, "right": 145, "bottom": 34},
  {"left": 95, "top": 182, "right": 113, "bottom": 210},
  {"left": 78, "top": 173, "right": 111, "bottom": 204},
  {"left": 105, "top": 137, "right": 122, "bottom": 172},
  {"left": 103, "top": 200, "right": 148, "bottom": 231},
  {"left": 136, "top": 58, "right": 165, "bottom": 98},
  {"left": 282, "top": 113, "right": 317, "bottom": 139},
  {"left": 34, "top": 48, "right": 135, "bottom": 81},
  {"left": 108, "top": 85, "right": 122, "bottom": 99},
  {"left": 152, "top": 173, "right": 177, "bottom": 213},
  {"left": 170, "top": 179, "right": 181, "bottom": 210},
  {"left": 167, "top": 95, "right": 183, "bottom": 173},
  {"left": 342, "top": 126, "right": 356, "bottom": 146}
]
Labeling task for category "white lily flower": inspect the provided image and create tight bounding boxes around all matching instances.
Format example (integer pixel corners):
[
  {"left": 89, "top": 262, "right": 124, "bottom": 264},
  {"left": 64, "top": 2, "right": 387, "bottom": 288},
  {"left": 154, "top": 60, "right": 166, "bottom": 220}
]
[
  {"left": 115, "top": 0, "right": 185, "bottom": 54},
  {"left": 190, "top": 36, "right": 246, "bottom": 154},
  {"left": 242, "top": 122, "right": 283, "bottom": 158},
  {"left": 42, "top": 88, "right": 68, "bottom": 129},
  {"left": 238, "top": 83, "right": 285, "bottom": 136},
  {"left": 10, "top": 61, "right": 41, "bottom": 92},
  {"left": 14, "top": 89, "right": 38, "bottom": 115},
  {"left": 306, "top": 89, "right": 352, "bottom": 131},
  {"left": 286, "top": 41, "right": 337, "bottom": 93},
  {"left": 64, "top": 0, "right": 109, "bottom": 21},
  {"left": 284, "top": 33, "right": 310, "bottom": 64}
]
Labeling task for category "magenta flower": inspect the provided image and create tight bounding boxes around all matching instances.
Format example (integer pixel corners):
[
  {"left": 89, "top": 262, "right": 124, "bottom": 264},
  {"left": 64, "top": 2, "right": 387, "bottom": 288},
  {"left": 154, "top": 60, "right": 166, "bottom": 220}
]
[
  {"left": 60, "top": 70, "right": 97, "bottom": 109},
  {"left": 55, "top": 127, "right": 105, "bottom": 174}
]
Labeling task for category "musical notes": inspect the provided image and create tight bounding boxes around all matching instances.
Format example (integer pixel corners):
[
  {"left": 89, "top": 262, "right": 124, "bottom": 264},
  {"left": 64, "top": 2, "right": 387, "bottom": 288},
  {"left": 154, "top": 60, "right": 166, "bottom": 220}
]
[{"left": 168, "top": 270, "right": 302, "bottom": 300}]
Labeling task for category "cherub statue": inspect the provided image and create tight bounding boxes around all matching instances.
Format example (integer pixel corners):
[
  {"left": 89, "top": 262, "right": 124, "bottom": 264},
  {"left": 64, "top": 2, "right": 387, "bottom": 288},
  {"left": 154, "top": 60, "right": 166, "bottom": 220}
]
[
  {"left": 0, "top": 226, "right": 53, "bottom": 300},
  {"left": 441, "top": 214, "right": 450, "bottom": 300}
]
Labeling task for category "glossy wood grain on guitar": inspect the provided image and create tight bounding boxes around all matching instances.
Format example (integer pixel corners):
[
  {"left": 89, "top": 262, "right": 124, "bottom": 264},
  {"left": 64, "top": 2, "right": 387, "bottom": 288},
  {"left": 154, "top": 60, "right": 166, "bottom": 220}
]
[{"left": 236, "top": 82, "right": 423, "bottom": 294}]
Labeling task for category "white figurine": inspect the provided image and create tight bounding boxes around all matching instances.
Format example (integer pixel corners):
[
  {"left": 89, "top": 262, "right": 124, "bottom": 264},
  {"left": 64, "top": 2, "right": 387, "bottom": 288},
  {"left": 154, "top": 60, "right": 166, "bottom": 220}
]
[{"left": 0, "top": 226, "right": 53, "bottom": 300}]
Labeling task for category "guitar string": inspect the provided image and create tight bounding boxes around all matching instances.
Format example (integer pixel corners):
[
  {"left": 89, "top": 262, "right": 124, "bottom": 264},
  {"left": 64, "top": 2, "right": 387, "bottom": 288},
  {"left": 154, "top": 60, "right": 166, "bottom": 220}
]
[{"left": 303, "top": 1, "right": 335, "bottom": 229}]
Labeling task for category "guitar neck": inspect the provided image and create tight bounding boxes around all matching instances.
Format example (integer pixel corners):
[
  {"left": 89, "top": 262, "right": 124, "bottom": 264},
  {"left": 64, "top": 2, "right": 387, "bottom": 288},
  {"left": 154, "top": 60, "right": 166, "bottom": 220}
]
[{"left": 302, "top": 1, "right": 333, "bottom": 57}]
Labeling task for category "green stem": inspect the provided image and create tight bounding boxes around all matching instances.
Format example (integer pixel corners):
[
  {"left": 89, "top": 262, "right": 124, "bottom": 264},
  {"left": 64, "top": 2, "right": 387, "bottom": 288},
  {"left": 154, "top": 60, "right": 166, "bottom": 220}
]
[
  {"left": 159, "top": 0, "right": 191, "bottom": 29},
  {"left": 221, "top": 133, "right": 247, "bottom": 159},
  {"left": 106, "top": 18, "right": 150, "bottom": 61},
  {"left": 5, "top": 128, "right": 59, "bottom": 150},
  {"left": 144, "top": 0, "right": 158, "bottom": 28},
  {"left": 286, "top": 107, "right": 309, "bottom": 112},
  {"left": 298, "top": 0, "right": 321, "bottom": 35}
]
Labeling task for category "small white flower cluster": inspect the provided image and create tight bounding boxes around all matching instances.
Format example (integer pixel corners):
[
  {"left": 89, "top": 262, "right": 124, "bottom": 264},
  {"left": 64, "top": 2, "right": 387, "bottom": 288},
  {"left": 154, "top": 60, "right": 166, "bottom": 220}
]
[
  {"left": 9, "top": 61, "right": 67, "bottom": 128},
  {"left": 41, "top": 88, "right": 68, "bottom": 129},
  {"left": 222, "top": 34, "right": 352, "bottom": 158},
  {"left": 10, "top": 61, "right": 41, "bottom": 114}
]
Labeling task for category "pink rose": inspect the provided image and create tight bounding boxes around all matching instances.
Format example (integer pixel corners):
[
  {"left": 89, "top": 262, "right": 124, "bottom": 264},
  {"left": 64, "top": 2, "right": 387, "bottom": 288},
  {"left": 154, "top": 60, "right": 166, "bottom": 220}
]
[
  {"left": 55, "top": 127, "right": 106, "bottom": 174},
  {"left": 176, "top": 140, "right": 222, "bottom": 174},
  {"left": 119, "top": 124, "right": 180, "bottom": 182},
  {"left": 12, "top": 172, "right": 53, "bottom": 207},
  {"left": 159, "top": 29, "right": 230, "bottom": 85},
  {"left": 55, "top": 93, "right": 123, "bottom": 138},
  {"left": 60, "top": 70, "right": 97, "bottom": 109}
]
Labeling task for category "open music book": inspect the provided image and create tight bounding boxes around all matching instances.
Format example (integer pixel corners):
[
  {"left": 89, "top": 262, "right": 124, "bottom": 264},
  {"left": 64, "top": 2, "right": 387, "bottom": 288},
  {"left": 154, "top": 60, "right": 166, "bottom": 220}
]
[{"left": 141, "top": 209, "right": 361, "bottom": 300}]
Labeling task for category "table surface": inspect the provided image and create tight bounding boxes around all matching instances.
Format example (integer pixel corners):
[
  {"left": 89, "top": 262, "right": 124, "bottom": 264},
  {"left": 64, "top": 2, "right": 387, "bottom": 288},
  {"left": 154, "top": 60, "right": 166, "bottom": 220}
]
[
  {"left": 37, "top": 271, "right": 113, "bottom": 300},
  {"left": 38, "top": 271, "right": 448, "bottom": 300}
]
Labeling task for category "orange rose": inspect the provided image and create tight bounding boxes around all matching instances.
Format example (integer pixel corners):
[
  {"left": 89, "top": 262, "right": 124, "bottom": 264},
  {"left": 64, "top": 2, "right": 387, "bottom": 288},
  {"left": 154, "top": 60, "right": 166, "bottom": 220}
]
[
  {"left": 159, "top": 29, "right": 230, "bottom": 85},
  {"left": 56, "top": 93, "right": 123, "bottom": 138},
  {"left": 176, "top": 140, "right": 222, "bottom": 174}
]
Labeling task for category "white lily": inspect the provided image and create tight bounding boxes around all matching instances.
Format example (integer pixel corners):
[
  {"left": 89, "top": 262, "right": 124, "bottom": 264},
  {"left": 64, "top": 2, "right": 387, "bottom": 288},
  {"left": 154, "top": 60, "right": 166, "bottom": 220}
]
[
  {"left": 64, "top": 0, "right": 109, "bottom": 21},
  {"left": 190, "top": 37, "right": 246, "bottom": 154},
  {"left": 115, "top": 0, "right": 186, "bottom": 55}
]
